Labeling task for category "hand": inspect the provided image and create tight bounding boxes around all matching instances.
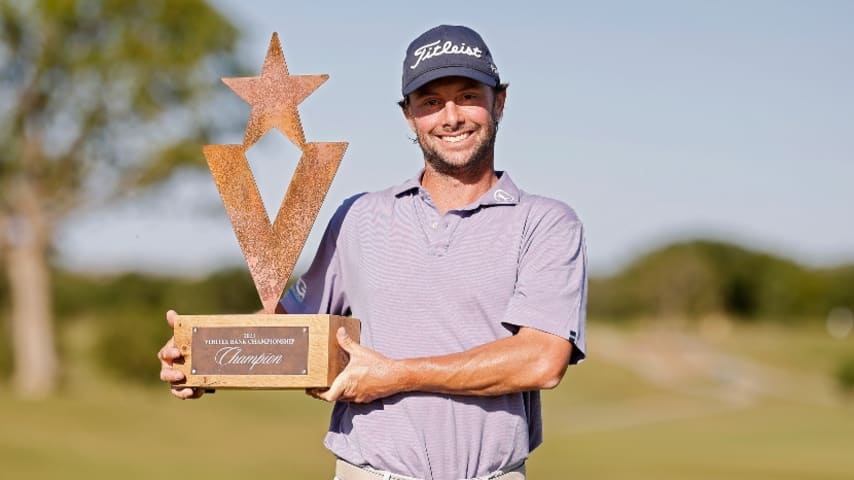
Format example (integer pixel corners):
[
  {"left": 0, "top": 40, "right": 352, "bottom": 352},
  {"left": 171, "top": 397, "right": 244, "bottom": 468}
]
[
  {"left": 157, "top": 310, "right": 205, "bottom": 400},
  {"left": 314, "top": 327, "right": 403, "bottom": 403}
]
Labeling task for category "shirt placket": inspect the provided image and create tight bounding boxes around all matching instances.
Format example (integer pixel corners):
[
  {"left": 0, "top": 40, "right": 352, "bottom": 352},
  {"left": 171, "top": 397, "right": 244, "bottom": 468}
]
[{"left": 416, "top": 191, "right": 461, "bottom": 256}]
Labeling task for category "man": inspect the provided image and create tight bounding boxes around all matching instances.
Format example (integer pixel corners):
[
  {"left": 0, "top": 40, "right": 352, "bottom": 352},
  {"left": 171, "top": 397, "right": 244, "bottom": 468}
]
[{"left": 159, "top": 24, "right": 587, "bottom": 480}]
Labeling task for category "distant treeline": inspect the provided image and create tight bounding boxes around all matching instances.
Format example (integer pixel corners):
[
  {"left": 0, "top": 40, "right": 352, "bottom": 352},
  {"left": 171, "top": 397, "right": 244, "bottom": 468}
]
[
  {"left": 589, "top": 240, "right": 854, "bottom": 321},
  {"left": 0, "top": 239, "right": 852, "bottom": 383},
  {"left": 2, "top": 240, "right": 853, "bottom": 325},
  {"left": 0, "top": 268, "right": 265, "bottom": 383}
]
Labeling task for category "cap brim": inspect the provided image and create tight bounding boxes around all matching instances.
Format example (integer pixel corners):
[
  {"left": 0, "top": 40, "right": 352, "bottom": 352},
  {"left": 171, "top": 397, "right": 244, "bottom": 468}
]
[{"left": 402, "top": 67, "right": 499, "bottom": 96}]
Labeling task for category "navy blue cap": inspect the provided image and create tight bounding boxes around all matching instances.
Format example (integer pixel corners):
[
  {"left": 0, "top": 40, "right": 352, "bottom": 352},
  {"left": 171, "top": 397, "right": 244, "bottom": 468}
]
[{"left": 402, "top": 25, "right": 500, "bottom": 96}]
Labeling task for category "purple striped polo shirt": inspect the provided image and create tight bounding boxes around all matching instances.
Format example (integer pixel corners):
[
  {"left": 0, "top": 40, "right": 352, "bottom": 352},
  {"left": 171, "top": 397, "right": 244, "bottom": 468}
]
[{"left": 281, "top": 171, "right": 587, "bottom": 479}]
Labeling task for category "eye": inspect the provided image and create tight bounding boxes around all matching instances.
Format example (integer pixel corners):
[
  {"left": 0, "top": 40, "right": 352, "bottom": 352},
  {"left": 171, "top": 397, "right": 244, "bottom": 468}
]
[
  {"left": 458, "top": 92, "right": 480, "bottom": 104},
  {"left": 413, "top": 97, "right": 442, "bottom": 114}
]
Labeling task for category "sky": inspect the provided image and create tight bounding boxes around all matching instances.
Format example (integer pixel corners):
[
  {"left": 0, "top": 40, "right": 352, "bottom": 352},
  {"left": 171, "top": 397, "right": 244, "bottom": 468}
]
[{"left": 57, "top": 0, "right": 854, "bottom": 277}]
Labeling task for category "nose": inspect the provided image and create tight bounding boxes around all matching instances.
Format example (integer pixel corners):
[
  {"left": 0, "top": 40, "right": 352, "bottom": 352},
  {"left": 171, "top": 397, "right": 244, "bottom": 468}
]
[{"left": 440, "top": 101, "right": 464, "bottom": 129}]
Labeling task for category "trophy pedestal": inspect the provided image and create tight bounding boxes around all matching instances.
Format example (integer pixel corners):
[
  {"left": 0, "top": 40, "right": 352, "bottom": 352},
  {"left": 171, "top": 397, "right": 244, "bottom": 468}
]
[{"left": 172, "top": 314, "right": 360, "bottom": 389}]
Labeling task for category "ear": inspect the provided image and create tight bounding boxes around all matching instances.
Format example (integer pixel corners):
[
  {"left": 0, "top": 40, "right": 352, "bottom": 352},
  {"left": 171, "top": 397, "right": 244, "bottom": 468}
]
[{"left": 493, "top": 87, "right": 507, "bottom": 123}]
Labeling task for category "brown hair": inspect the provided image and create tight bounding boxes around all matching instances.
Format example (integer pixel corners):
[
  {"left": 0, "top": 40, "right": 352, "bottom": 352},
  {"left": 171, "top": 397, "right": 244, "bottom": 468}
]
[{"left": 398, "top": 83, "right": 509, "bottom": 110}]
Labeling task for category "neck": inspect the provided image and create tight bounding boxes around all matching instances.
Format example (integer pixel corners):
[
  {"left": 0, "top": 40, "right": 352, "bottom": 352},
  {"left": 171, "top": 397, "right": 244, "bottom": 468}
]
[{"left": 421, "top": 161, "right": 498, "bottom": 214}]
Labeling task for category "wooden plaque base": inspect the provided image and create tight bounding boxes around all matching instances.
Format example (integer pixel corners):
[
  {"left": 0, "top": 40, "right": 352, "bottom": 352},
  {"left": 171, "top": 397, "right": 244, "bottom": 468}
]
[{"left": 172, "top": 314, "right": 360, "bottom": 389}]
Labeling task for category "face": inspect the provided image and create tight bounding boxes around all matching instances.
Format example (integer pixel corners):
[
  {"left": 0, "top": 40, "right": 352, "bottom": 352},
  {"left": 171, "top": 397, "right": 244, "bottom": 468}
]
[{"left": 404, "top": 77, "right": 506, "bottom": 177}]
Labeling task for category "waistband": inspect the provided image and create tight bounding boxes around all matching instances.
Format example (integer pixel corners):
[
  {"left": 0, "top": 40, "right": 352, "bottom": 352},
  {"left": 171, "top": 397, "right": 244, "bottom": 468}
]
[{"left": 334, "top": 458, "right": 526, "bottom": 480}]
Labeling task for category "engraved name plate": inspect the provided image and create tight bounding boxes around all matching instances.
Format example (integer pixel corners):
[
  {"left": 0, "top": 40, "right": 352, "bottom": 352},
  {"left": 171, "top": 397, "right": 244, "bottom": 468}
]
[{"left": 191, "top": 326, "right": 308, "bottom": 376}]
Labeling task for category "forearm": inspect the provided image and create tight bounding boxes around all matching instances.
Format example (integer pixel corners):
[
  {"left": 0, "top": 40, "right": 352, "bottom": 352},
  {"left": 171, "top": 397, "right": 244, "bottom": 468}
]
[
  {"left": 317, "top": 325, "right": 573, "bottom": 403},
  {"left": 395, "top": 327, "right": 572, "bottom": 396}
]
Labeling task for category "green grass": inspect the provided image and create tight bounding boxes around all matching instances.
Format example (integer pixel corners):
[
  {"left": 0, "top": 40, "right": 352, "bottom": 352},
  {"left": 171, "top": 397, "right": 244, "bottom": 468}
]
[
  {"left": 0, "top": 386, "right": 334, "bottom": 478},
  {"left": 1, "top": 322, "right": 853, "bottom": 479}
]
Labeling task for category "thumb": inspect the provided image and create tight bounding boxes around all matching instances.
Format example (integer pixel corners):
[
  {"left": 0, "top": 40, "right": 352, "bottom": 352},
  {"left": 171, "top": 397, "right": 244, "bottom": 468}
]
[{"left": 336, "top": 327, "right": 358, "bottom": 353}]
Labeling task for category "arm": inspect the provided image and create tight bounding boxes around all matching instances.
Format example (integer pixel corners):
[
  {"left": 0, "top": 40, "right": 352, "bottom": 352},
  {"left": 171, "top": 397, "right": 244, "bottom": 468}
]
[
  {"left": 317, "top": 326, "right": 572, "bottom": 403},
  {"left": 317, "top": 207, "right": 586, "bottom": 403}
]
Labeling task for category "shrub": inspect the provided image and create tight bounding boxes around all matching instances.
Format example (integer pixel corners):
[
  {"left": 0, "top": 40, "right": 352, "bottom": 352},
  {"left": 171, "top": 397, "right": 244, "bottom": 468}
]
[
  {"left": 0, "top": 316, "right": 11, "bottom": 380},
  {"left": 92, "top": 268, "right": 259, "bottom": 384},
  {"left": 836, "top": 357, "right": 854, "bottom": 394},
  {"left": 95, "top": 308, "right": 168, "bottom": 384}
]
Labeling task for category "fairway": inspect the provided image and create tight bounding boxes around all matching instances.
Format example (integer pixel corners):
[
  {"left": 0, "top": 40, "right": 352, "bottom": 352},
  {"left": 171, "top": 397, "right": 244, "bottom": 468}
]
[{"left": 1, "top": 322, "right": 852, "bottom": 479}]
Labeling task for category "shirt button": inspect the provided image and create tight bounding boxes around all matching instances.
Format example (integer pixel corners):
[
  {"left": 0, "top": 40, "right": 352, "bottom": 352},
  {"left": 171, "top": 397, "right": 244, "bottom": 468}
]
[{"left": 431, "top": 222, "right": 439, "bottom": 229}]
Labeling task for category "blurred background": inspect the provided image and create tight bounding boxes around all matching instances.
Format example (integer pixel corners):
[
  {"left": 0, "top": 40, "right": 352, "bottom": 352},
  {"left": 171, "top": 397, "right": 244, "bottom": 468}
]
[{"left": 1, "top": 0, "right": 852, "bottom": 478}]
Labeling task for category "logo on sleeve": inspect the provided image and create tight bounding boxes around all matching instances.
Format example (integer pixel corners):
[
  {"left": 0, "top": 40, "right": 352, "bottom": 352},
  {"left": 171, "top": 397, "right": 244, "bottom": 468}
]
[{"left": 294, "top": 278, "right": 307, "bottom": 302}]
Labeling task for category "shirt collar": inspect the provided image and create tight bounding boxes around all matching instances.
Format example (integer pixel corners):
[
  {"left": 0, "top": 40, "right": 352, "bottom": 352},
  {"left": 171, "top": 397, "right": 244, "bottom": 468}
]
[
  {"left": 393, "top": 170, "right": 521, "bottom": 209},
  {"left": 477, "top": 171, "right": 521, "bottom": 208},
  {"left": 392, "top": 170, "right": 424, "bottom": 197}
]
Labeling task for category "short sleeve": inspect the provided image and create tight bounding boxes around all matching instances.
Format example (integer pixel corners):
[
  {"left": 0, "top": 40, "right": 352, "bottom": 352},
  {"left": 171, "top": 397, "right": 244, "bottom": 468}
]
[
  {"left": 500, "top": 202, "right": 587, "bottom": 364},
  {"left": 280, "top": 196, "right": 362, "bottom": 316}
]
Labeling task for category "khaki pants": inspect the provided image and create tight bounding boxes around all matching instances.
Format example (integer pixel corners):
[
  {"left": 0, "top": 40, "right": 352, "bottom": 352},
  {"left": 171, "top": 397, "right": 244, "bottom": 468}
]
[{"left": 334, "top": 458, "right": 526, "bottom": 480}]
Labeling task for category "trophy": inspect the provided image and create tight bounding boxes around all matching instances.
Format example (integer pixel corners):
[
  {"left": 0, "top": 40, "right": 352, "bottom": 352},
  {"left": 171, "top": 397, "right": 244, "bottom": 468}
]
[{"left": 171, "top": 32, "right": 359, "bottom": 389}]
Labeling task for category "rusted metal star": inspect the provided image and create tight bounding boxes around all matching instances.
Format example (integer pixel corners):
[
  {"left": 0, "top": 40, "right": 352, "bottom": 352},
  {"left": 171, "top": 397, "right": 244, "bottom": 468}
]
[
  {"left": 222, "top": 32, "right": 328, "bottom": 149},
  {"left": 203, "top": 32, "right": 347, "bottom": 313}
]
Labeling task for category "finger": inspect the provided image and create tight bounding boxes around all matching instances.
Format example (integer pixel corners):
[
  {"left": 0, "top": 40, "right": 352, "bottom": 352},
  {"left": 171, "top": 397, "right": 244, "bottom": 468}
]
[
  {"left": 305, "top": 388, "right": 327, "bottom": 400},
  {"left": 166, "top": 309, "right": 178, "bottom": 328},
  {"left": 189, "top": 388, "right": 207, "bottom": 399},
  {"left": 157, "top": 342, "right": 180, "bottom": 367},
  {"left": 160, "top": 368, "right": 187, "bottom": 383},
  {"left": 157, "top": 339, "right": 176, "bottom": 360},
  {"left": 319, "top": 377, "right": 345, "bottom": 402},
  {"left": 160, "top": 367, "right": 185, "bottom": 383},
  {"left": 171, "top": 386, "right": 203, "bottom": 400}
]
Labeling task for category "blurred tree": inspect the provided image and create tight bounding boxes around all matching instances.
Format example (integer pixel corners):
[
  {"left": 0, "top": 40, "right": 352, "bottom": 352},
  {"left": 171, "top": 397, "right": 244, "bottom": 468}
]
[
  {"left": 588, "top": 239, "right": 854, "bottom": 322},
  {"left": 0, "top": 0, "right": 240, "bottom": 398}
]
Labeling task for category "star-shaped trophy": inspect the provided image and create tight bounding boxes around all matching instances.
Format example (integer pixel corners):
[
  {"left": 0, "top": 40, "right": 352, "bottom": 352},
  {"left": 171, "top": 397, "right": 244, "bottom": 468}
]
[{"left": 171, "top": 33, "right": 360, "bottom": 390}]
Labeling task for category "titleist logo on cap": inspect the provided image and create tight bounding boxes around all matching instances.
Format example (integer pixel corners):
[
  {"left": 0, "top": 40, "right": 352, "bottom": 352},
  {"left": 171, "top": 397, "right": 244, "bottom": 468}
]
[
  {"left": 409, "top": 40, "right": 483, "bottom": 70},
  {"left": 401, "top": 25, "right": 500, "bottom": 96}
]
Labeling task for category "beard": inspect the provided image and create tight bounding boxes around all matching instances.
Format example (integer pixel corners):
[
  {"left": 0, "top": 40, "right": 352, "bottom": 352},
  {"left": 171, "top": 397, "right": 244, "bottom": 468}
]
[{"left": 414, "top": 113, "right": 499, "bottom": 178}]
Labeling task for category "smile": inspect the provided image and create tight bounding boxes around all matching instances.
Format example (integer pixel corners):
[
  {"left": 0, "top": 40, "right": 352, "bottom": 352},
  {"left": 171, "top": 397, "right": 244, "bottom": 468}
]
[{"left": 438, "top": 131, "right": 473, "bottom": 143}]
